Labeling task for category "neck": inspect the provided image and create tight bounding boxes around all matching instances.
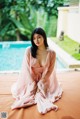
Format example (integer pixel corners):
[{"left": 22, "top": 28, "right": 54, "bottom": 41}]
[
  {"left": 37, "top": 45, "right": 46, "bottom": 55},
  {"left": 38, "top": 45, "right": 46, "bottom": 51}
]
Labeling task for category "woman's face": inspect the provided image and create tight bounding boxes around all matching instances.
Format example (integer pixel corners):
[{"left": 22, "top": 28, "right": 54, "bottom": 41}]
[{"left": 33, "top": 33, "right": 44, "bottom": 47}]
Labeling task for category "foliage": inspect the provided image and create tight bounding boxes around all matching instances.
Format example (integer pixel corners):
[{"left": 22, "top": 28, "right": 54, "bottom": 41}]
[
  {"left": 0, "top": 0, "right": 64, "bottom": 41},
  {"left": 29, "top": 0, "right": 64, "bottom": 17}
]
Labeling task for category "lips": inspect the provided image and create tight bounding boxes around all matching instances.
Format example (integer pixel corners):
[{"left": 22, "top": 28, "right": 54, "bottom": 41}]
[{"left": 36, "top": 42, "right": 40, "bottom": 45}]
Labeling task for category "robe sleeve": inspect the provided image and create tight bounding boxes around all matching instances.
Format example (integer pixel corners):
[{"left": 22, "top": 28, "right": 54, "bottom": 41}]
[
  {"left": 17, "top": 47, "right": 33, "bottom": 86},
  {"left": 11, "top": 47, "right": 35, "bottom": 98}
]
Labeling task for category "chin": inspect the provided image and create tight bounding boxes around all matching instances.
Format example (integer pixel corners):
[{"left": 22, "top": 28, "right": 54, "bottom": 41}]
[
  {"left": 35, "top": 43, "right": 42, "bottom": 47},
  {"left": 35, "top": 44, "right": 40, "bottom": 46}
]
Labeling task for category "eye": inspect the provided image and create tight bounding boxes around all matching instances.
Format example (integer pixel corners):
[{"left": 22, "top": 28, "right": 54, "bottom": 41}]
[
  {"left": 33, "top": 39, "right": 35, "bottom": 41},
  {"left": 33, "top": 37, "right": 36, "bottom": 40},
  {"left": 38, "top": 35, "right": 41, "bottom": 38}
]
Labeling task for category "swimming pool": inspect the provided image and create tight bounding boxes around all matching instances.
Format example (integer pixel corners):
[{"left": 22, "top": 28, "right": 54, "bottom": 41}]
[{"left": 0, "top": 41, "right": 66, "bottom": 71}]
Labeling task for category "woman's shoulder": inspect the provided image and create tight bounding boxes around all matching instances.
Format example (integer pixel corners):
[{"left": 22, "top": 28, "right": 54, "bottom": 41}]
[
  {"left": 25, "top": 46, "right": 31, "bottom": 55},
  {"left": 47, "top": 48, "right": 56, "bottom": 61},
  {"left": 47, "top": 48, "right": 56, "bottom": 56},
  {"left": 25, "top": 46, "right": 31, "bottom": 51}
]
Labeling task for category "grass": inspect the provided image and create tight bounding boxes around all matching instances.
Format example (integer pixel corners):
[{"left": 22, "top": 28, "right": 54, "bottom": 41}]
[{"left": 51, "top": 36, "right": 80, "bottom": 60}]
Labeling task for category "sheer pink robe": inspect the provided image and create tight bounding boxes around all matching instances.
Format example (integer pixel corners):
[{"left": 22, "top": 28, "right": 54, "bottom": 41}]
[{"left": 11, "top": 47, "right": 63, "bottom": 114}]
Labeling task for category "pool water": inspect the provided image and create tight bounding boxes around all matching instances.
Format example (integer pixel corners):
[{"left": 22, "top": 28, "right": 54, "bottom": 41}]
[{"left": 0, "top": 42, "right": 66, "bottom": 71}]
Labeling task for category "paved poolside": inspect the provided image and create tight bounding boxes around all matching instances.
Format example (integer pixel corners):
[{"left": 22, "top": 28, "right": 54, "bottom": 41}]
[{"left": 0, "top": 71, "right": 80, "bottom": 119}]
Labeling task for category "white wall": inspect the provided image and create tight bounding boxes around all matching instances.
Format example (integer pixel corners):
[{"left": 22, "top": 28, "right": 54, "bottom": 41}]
[{"left": 57, "top": 6, "right": 80, "bottom": 43}]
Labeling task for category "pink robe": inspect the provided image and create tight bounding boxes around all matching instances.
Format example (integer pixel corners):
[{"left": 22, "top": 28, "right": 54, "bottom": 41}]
[{"left": 11, "top": 47, "right": 63, "bottom": 114}]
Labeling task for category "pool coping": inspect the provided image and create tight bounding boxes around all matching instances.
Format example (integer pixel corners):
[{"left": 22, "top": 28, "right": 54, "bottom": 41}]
[
  {"left": 0, "top": 41, "right": 31, "bottom": 48},
  {"left": 48, "top": 38, "right": 80, "bottom": 69}
]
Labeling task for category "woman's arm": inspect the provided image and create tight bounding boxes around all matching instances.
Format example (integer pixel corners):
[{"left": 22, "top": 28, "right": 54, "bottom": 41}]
[
  {"left": 37, "top": 51, "right": 56, "bottom": 97},
  {"left": 11, "top": 47, "right": 36, "bottom": 98},
  {"left": 41, "top": 51, "right": 56, "bottom": 83}
]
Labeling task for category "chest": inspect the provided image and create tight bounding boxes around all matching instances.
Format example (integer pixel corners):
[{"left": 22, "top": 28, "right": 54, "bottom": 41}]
[{"left": 36, "top": 52, "right": 48, "bottom": 67}]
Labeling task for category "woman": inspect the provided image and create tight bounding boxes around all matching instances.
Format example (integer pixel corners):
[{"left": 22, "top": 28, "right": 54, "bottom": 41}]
[{"left": 11, "top": 27, "right": 63, "bottom": 114}]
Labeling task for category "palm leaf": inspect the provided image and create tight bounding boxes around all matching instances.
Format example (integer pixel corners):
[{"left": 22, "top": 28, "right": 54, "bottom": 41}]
[
  {"left": 0, "top": 23, "right": 11, "bottom": 36},
  {"left": 9, "top": 17, "right": 31, "bottom": 34}
]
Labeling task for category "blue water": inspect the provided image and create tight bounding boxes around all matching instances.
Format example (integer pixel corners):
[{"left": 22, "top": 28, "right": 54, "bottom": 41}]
[{"left": 0, "top": 42, "right": 66, "bottom": 71}]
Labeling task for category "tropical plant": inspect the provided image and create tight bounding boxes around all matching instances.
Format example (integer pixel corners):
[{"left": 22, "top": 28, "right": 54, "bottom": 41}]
[{"left": 0, "top": 0, "right": 64, "bottom": 41}]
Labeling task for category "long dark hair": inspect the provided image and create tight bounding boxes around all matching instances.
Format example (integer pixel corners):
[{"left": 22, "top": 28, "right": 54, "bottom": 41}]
[{"left": 31, "top": 27, "right": 48, "bottom": 58}]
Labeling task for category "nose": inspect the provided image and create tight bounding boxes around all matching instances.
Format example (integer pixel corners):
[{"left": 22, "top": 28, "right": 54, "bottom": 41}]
[{"left": 36, "top": 38, "right": 39, "bottom": 42}]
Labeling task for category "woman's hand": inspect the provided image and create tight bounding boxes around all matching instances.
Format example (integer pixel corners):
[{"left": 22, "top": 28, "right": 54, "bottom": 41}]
[
  {"left": 26, "top": 81, "right": 37, "bottom": 96},
  {"left": 37, "top": 80, "right": 47, "bottom": 97}
]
